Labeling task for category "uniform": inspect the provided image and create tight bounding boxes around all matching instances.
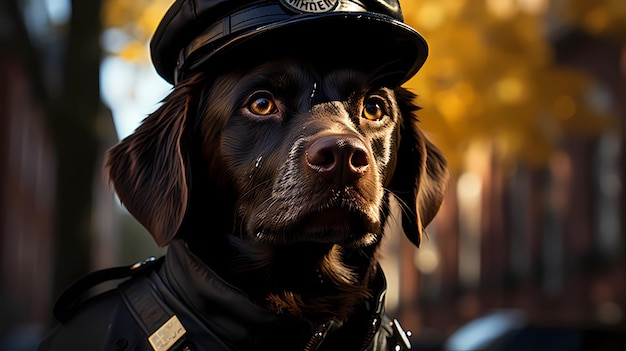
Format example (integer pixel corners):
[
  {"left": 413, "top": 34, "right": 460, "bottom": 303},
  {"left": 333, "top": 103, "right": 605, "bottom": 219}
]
[{"left": 39, "top": 240, "right": 412, "bottom": 351}]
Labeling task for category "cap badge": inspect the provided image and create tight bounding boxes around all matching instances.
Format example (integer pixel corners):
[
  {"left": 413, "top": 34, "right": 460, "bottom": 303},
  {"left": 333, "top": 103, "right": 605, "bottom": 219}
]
[{"left": 279, "top": 0, "right": 340, "bottom": 14}]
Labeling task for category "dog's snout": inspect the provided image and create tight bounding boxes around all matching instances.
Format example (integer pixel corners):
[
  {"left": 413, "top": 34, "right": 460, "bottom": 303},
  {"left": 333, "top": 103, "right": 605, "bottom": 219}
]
[{"left": 306, "top": 135, "right": 370, "bottom": 186}]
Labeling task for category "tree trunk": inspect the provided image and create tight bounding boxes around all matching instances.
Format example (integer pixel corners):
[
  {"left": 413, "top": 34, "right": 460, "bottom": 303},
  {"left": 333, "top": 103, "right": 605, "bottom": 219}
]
[{"left": 49, "top": 0, "right": 104, "bottom": 300}]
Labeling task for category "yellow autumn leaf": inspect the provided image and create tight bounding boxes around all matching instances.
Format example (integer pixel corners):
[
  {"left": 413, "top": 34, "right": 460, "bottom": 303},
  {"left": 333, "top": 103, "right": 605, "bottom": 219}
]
[{"left": 118, "top": 41, "right": 147, "bottom": 61}]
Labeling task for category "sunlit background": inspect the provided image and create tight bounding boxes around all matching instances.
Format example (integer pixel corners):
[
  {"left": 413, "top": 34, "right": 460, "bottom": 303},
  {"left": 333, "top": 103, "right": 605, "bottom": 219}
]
[{"left": 1, "top": 0, "right": 625, "bottom": 349}]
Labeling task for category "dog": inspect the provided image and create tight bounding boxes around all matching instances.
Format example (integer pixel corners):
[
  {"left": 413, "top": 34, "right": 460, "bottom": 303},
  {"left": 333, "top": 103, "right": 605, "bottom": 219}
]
[
  {"left": 106, "top": 56, "right": 447, "bottom": 332},
  {"left": 39, "top": 0, "right": 448, "bottom": 349},
  {"left": 41, "top": 54, "right": 448, "bottom": 351}
]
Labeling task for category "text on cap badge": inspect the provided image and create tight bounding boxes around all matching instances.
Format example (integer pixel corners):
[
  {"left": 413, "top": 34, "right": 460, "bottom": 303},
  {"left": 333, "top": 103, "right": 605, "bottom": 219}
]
[{"left": 279, "top": 0, "right": 340, "bottom": 14}]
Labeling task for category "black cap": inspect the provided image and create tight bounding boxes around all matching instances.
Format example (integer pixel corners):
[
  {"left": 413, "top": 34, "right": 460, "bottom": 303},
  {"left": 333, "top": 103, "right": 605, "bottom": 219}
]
[{"left": 150, "top": 0, "right": 428, "bottom": 85}]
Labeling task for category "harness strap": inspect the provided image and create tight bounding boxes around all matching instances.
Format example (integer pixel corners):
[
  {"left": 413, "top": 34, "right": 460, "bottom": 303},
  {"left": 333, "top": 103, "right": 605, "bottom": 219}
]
[
  {"left": 53, "top": 257, "right": 160, "bottom": 323},
  {"left": 119, "top": 272, "right": 192, "bottom": 351}
]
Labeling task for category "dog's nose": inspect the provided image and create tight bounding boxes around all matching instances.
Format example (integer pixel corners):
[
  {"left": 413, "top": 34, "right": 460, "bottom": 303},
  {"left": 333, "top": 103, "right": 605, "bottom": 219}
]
[{"left": 306, "top": 134, "right": 370, "bottom": 186}]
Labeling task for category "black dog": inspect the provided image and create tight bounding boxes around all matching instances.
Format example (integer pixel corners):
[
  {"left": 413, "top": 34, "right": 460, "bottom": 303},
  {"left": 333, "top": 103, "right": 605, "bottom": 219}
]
[{"left": 40, "top": 0, "right": 448, "bottom": 350}]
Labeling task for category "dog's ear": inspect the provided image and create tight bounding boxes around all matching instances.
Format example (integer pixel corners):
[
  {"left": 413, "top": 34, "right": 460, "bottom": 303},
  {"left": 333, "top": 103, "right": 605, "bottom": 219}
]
[
  {"left": 388, "top": 88, "right": 449, "bottom": 248},
  {"left": 105, "top": 76, "right": 202, "bottom": 247}
]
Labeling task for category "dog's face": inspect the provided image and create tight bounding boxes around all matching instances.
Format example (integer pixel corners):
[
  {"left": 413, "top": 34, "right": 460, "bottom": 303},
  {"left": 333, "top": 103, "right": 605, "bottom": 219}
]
[
  {"left": 106, "top": 59, "right": 448, "bottom": 320},
  {"left": 214, "top": 61, "right": 400, "bottom": 248}
]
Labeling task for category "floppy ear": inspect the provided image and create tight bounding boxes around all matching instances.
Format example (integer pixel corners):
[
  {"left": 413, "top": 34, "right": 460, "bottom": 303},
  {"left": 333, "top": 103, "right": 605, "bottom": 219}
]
[
  {"left": 388, "top": 88, "right": 449, "bottom": 247},
  {"left": 105, "top": 76, "right": 202, "bottom": 247}
]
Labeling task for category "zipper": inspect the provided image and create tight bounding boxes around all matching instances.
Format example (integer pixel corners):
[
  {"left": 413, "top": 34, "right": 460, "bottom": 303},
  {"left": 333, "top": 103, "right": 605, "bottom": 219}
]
[
  {"left": 303, "top": 322, "right": 329, "bottom": 351},
  {"left": 358, "top": 316, "right": 380, "bottom": 351}
]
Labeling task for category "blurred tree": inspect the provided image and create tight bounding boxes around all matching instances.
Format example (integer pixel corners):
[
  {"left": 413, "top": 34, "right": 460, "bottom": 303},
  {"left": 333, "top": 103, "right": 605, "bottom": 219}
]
[
  {"left": 50, "top": 0, "right": 105, "bottom": 301},
  {"left": 401, "top": 0, "right": 614, "bottom": 172},
  {"left": 7, "top": 0, "right": 106, "bottom": 301}
]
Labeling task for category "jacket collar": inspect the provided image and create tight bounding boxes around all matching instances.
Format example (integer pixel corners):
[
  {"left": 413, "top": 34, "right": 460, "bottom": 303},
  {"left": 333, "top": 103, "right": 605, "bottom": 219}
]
[{"left": 160, "top": 239, "right": 388, "bottom": 350}]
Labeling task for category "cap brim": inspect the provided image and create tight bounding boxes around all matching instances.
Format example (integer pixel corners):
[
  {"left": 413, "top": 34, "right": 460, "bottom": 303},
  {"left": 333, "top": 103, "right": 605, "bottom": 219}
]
[{"left": 175, "top": 12, "right": 428, "bottom": 86}]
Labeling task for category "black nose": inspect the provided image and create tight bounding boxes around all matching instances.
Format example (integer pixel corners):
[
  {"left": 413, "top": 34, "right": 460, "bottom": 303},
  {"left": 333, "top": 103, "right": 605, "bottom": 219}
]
[{"left": 306, "top": 134, "right": 370, "bottom": 187}]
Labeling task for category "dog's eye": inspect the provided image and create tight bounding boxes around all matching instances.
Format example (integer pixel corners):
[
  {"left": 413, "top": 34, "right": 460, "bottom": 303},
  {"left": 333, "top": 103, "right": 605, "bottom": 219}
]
[
  {"left": 362, "top": 97, "right": 387, "bottom": 121},
  {"left": 246, "top": 91, "right": 278, "bottom": 116}
]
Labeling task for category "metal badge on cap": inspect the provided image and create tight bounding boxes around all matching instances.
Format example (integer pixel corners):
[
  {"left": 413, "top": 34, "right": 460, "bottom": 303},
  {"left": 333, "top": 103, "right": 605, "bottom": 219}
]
[{"left": 279, "top": 0, "right": 339, "bottom": 13}]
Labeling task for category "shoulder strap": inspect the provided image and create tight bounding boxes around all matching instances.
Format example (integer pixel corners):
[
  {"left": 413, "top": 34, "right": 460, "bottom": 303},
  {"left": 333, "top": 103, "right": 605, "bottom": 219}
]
[
  {"left": 119, "top": 270, "right": 193, "bottom": 351},
  {"left": 53, "top": 257, "right": 161, "bottom": 323}
]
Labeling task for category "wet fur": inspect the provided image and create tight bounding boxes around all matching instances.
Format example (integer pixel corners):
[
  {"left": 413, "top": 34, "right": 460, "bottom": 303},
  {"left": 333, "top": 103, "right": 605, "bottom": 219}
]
[{"left": 106, "top": 59, "right": 448, "bottom": 322}]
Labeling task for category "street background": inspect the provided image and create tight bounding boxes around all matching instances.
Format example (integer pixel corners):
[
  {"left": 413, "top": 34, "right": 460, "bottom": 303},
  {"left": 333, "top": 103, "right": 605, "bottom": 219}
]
[{"left": 1, "top": 0, "right": 624, "bottom": 349}]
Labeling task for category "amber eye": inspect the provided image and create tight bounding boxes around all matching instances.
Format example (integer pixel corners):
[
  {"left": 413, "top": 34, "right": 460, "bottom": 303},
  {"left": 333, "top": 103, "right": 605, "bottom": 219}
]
[
  {"left": 246, "top": 91, "right": 278, "bottom": 116},
  {"left": 362, "top": 97, "right": 386, "bottom": 121}
]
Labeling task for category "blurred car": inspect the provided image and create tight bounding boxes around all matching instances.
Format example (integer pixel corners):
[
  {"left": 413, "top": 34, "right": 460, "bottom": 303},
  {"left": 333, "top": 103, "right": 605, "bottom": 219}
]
[{"left": 443, "top": 309, "right": 626, "bottom": 351}]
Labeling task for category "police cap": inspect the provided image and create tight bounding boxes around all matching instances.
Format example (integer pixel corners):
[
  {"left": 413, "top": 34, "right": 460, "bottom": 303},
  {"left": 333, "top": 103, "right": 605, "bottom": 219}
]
[{"left": 150, "top": 0, "right": 428, "bottom": 85}]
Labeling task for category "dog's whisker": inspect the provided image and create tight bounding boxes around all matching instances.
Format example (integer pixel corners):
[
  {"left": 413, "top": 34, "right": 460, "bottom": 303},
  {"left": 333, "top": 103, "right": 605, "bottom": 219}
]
[{"left": 385, "top": 190, "right": 410, "bottom": 227}]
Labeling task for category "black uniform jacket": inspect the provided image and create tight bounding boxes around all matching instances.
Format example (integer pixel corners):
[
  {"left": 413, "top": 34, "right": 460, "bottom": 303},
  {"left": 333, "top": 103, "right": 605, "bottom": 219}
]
[{"left": 39, "top": 240, "right": 412, "bottom": 351}]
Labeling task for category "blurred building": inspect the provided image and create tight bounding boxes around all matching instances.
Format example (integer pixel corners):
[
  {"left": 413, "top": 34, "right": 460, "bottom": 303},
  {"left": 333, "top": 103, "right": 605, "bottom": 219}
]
[
  {"left": 0, "top": 51, "right": 56, "bottom": 345},
  {"left": 390, "top": 25, "right": 626, "bottom": 341}
]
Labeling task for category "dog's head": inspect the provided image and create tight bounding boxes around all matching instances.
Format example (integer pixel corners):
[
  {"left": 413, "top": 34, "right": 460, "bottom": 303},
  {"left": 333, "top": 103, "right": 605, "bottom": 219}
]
[
  {"left": 105, "top": 0, "right": 448, "bottom": 320},
  {"left": 106, "top": 59, "right": 447, "bottom": 251}
]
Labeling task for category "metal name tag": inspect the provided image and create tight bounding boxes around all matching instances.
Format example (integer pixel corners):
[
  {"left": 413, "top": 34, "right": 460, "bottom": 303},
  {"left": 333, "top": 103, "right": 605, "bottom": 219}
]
[{"left": 148, "top": 315, "right": 187, "bottom": 351}]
